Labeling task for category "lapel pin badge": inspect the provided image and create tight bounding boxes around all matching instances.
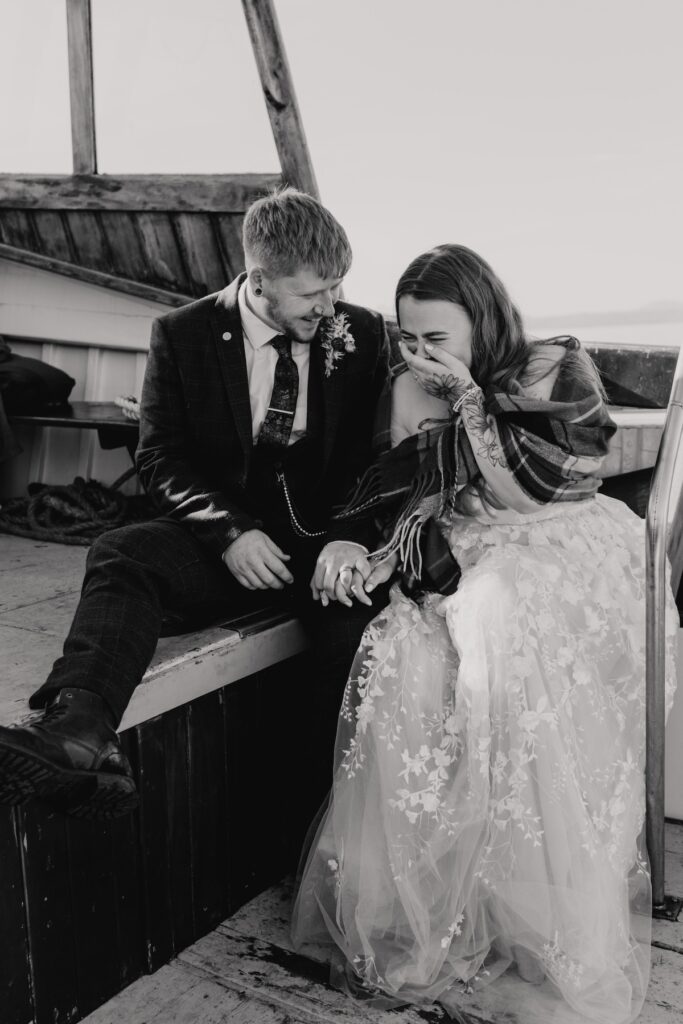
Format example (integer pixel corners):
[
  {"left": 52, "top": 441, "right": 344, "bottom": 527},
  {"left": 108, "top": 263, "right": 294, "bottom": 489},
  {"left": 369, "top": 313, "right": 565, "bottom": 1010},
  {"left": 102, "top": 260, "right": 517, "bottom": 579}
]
[{"left": 222, "top": 331, "right": 232, "bottom": 341}]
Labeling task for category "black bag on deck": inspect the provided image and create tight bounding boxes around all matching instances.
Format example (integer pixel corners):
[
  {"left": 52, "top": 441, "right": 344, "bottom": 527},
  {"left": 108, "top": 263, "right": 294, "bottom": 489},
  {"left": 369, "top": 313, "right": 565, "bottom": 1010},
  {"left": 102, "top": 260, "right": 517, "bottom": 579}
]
[{"left": 0, "top": 336, "right": 75, "bottom": 414}]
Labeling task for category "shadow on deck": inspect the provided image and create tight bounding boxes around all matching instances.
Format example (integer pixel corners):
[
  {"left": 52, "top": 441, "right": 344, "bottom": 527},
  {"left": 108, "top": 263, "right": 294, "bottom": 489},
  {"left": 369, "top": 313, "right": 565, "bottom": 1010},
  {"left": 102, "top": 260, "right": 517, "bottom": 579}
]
[{"left": 80, "top": 837, "right": 683, "bottom": 1024}]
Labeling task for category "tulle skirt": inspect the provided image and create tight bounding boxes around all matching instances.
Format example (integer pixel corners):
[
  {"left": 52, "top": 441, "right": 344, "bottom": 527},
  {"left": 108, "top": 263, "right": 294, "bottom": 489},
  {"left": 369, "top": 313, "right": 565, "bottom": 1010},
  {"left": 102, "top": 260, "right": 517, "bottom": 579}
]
[{"left": 291, "top": 496, "right": 679, "bottom": 1022}]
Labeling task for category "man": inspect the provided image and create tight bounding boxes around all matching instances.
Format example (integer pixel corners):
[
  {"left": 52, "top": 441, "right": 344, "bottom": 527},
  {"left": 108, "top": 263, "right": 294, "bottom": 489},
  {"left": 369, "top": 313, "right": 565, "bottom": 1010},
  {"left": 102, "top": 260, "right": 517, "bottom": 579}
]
[{"left": 0, "top": 188, "right": 391, "bottom": 819}]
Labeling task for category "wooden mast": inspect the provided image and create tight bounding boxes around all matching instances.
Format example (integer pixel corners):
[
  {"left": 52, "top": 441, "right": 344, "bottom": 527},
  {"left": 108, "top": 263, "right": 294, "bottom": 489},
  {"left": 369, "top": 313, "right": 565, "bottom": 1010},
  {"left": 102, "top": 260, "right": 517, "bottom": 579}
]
[
  {"left": 0, "top": 0, "right": 322, "bottom": 302},
  {"left": 241, "top": 0, "right": 320, "bottom": 198},
  {"left": 66, "top": 0, "right": 97, "bottom": 174}
]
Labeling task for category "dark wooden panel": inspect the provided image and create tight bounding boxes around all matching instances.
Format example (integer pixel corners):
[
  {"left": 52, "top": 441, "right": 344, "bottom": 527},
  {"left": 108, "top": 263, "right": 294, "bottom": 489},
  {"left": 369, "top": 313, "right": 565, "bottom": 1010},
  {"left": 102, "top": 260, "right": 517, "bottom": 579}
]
[
  {"left": 0, "top": 658, "right": 322, "bottom": 1022},
  {"left": 173, "top": 214, "right": 227, "bottom": 296},
  {"left": 188, "top": 691, "right": 230, "bottom": 934},
  {"left": 223, "top": 676, "right": 265, "bottom": 910},
  {"left": 109, "top": 729, "right": 146, "bottom": 989},
  {"left": 163, "top": 706, "right": 195, "bottom": 952},
  {"left": 98, "top": 212, "right": 149, "bottom": 284},
  {"left": 0, "top": 806, "right": 34, "bottom": 1024},
  {"left": 135, "top": 717, "right": 174, "bottom": 972},
  {"left": 0, "top": 209, "right": 38, "bottom": 250},
  {"left": 20, "top": 807, "right": 81, "bottom": 1024},
  {"left": 136, "top": 212, "right": 191, "bottom": 292},
  {"left": 31, "top": 211, "right": 74, "bottom": 263},
  {"left": 65, "top": 817, "right": 122, "bottom": 1017},
  {"left": 222, "top": 658, "right": 317, "bottom": 916},
  {"left": 0, "top": 174, "right": 281, "bottom": 212},
  {"left": 65, "top": 211, "right": 113, "bottom": 274},
  {"left": 66, "top": 0, "right": 96, "bottom": 174},
  {"left": 261, "top": 654, "right": 319, "bottom": 869},
  {"left": 215, "top": 214, "right": 246, "bottom": 279},
  {"left": 0, "top": 243, "right": 189, "bottom": 308}
]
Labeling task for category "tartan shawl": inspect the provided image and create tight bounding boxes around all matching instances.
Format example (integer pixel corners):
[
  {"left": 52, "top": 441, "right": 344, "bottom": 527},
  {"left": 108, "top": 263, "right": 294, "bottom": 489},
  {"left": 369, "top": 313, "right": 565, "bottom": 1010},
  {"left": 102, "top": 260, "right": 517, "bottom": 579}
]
[{"left": 332, "top": 337, "right": 616, "bottom": 588}]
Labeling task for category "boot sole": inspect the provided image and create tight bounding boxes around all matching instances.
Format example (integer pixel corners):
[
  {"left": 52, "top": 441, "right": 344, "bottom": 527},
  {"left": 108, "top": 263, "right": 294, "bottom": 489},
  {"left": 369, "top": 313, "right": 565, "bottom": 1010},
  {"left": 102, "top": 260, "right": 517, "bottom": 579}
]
[{"left": 0, "top": 740, "right": 139, "bottom": 820}]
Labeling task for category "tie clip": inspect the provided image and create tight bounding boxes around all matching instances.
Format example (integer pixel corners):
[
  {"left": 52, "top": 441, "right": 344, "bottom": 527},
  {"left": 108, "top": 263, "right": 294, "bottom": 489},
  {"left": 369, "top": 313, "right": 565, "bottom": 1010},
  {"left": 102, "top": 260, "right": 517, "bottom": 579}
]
[{"left": 267, "top": 407, "right": 294, "bottom": 416}]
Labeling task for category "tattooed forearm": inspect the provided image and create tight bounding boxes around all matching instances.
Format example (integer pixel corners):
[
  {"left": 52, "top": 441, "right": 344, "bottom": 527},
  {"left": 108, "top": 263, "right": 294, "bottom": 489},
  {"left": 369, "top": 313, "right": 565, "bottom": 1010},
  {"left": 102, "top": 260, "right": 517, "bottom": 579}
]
[
  {"left": 422, "top": 373, "right": 472, "bottom": 403},
  {"left": 459, "top": 387, "right": 507, "bottom": 468}
]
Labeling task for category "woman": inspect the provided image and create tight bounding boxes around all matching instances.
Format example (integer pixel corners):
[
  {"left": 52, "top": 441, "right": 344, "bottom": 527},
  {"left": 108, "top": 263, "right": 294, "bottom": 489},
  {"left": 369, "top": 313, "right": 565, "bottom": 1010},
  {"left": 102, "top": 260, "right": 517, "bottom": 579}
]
[{"left": 292, "top": 245, "right": 679, "bottom": 1023}]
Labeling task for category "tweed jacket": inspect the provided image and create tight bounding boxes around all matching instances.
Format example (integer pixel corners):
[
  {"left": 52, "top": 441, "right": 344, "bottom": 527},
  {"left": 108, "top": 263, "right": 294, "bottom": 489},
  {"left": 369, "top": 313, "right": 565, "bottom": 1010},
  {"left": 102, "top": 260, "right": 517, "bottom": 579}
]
[{"left": 136, "top": 274, "right": 390, "bottom": 557}]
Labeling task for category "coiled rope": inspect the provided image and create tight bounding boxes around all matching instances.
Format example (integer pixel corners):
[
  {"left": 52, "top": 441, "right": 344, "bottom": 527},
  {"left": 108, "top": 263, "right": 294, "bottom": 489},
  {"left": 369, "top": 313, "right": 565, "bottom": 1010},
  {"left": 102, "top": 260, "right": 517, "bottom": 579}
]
[
  {"left": 114, "top": 395, "right": 140, "bottom": 420},
  {"left": 0, "top": 477, "right": 153, "bottom": 545}
]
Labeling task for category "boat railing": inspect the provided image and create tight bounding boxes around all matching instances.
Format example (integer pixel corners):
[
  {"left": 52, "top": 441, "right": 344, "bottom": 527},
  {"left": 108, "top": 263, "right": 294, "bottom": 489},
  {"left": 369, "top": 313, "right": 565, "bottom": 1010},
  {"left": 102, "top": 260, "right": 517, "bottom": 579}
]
[{"left": 646, "top": 342, "right": 683, "bottom": 916}]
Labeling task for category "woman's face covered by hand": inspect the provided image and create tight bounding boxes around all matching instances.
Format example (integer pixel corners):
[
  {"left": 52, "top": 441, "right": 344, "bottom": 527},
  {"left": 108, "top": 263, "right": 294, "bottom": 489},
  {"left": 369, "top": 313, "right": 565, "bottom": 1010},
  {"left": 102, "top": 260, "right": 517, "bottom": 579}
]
[{"left": 397, "top": 296, "right": 473, "bottom": 369}]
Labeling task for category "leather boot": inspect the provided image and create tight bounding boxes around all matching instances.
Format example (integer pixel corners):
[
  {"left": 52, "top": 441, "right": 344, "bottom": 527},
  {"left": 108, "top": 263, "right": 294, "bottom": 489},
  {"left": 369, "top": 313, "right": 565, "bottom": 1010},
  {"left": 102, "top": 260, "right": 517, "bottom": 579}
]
[{"left": 0, "top": 688, "right": 138, "bottom": 819}]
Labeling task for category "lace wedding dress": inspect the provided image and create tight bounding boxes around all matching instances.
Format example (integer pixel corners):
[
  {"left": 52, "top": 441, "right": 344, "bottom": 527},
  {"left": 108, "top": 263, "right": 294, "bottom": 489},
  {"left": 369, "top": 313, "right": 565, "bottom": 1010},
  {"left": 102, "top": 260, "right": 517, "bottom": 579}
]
[{"left": 292, "top": 495, "right": 678, "bottom": 1023}]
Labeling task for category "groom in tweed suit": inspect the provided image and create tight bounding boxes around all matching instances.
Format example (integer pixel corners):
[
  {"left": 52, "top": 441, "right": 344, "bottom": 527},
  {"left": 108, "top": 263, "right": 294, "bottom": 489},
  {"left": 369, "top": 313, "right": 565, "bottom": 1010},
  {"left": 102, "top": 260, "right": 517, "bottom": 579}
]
[{"left": 0, "top": 189, "right": 391, "bottom": 818}]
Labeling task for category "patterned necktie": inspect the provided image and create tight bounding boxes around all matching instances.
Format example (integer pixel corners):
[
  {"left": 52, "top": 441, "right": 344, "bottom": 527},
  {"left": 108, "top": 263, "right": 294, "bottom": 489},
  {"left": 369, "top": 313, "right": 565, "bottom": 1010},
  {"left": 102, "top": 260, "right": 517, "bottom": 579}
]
[{"left": 258, "top": 335, "right": 299, "bottom": 447}]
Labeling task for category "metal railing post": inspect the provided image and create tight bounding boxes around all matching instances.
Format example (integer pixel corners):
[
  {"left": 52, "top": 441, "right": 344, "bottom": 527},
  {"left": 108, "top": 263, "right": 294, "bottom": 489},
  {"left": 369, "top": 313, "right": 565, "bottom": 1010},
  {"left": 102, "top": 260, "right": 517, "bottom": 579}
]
[{"left": 645, "top": 344, "right": 683, "bottom": 916}]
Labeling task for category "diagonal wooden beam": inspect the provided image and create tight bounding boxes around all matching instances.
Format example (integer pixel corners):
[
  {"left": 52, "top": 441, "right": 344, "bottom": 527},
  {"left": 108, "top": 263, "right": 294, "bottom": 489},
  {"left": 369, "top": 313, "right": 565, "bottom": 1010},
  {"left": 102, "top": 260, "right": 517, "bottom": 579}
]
[
  {"left": 66, "top": 0, "right": 97, "bottom": 174},
  {"left": 241, "top": 0, "right": 319, "bottom": 199},
  {"left": 0, "top": 242, "right": 190, "bottom": 307}
]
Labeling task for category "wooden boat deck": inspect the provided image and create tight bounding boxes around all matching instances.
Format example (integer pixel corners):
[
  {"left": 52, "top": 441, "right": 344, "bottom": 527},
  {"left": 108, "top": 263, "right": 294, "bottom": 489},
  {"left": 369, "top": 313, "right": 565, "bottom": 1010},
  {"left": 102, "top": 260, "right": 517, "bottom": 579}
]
[
  {"left": 1, "top": 525, "right": 682, "bottom": 1024},
  {"left": 80, "top": 835, "right": 683, "bottom": 1024}
]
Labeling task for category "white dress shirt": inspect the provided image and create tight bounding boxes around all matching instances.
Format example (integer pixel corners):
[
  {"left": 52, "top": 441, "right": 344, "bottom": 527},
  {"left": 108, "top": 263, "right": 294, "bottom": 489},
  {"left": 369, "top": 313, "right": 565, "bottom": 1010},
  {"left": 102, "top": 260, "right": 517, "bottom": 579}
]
[{"left": 238, "top": 281, "right": 310, "bottom": 444}]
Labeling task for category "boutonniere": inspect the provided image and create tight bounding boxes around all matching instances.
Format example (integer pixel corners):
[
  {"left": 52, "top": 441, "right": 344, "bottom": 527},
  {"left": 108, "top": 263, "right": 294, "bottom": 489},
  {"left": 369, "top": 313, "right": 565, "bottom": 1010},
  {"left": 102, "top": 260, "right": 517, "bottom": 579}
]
[{"left": 320, "top": 312, "right": 356, "bottom": 377}]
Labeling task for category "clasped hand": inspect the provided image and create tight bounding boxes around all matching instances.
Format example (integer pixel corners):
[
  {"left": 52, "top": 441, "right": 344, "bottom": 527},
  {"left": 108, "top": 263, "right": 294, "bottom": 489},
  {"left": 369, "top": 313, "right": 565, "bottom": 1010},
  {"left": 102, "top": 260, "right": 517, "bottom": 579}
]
[
  {"left": 311, "top": 541, "right": 398, "bottom": 608},
  {"left": 222, "top": 531, "right": 396, "bottom": 604}
]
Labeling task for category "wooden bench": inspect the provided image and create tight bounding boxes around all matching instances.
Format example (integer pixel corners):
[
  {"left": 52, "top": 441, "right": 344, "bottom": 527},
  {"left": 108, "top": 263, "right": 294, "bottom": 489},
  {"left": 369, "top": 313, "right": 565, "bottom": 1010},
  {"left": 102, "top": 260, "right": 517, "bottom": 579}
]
[{"left": 0, "top": 533, "right": 316, "bottom": 1024}]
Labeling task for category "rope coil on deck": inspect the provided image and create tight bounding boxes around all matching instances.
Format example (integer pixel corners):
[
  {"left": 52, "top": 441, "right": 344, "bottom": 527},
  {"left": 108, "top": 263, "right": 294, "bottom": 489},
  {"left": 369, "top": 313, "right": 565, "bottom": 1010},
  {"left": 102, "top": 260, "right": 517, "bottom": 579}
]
[{"left": 0, "top": 477, "right": 153, "bottom": 545}]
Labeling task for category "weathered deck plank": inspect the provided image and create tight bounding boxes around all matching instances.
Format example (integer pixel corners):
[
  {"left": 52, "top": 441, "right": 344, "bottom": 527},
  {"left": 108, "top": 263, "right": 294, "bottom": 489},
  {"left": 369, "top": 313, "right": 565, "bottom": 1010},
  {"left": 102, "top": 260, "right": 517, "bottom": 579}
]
[
  {"left": 0, "top": 537, "right": 87, "bottom": 613},
  {"left": 80, "top": 827, "right": 683, "bottom": 1024}
]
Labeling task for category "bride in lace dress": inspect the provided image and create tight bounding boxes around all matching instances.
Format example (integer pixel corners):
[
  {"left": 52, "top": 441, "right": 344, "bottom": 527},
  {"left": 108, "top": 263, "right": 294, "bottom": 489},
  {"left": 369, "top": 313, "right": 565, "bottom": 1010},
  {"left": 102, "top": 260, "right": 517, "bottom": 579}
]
[{"left": 292, "top": 244, "right": 679, "bottom": 1023}]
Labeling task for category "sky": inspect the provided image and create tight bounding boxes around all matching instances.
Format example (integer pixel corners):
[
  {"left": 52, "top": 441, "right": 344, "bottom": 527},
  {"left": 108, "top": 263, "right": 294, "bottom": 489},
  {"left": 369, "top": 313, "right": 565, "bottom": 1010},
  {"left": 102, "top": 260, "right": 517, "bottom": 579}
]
[{"left": 2, "top": 0, "right": 682, "bottom": 326}]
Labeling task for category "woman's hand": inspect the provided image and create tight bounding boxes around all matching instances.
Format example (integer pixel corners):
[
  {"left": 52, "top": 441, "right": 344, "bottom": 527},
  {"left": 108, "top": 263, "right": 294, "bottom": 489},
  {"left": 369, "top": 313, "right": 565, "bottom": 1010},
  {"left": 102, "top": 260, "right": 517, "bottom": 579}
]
[
  {"left": 345, "top": 551, "right": 399, "bottom": 606},
  {"left": 311, "top": 541, "right": 372, "bottom": 607},
  {"left": 399, "top": 341, "right": 474, "bottom": 405}
]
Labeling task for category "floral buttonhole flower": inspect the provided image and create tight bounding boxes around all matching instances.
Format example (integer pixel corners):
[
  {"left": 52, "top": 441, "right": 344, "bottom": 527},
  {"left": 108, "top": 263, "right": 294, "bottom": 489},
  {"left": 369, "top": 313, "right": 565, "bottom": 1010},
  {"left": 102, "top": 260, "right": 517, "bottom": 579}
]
[{"left": 320, "top": 312, "right": 356, "bottom": 377}]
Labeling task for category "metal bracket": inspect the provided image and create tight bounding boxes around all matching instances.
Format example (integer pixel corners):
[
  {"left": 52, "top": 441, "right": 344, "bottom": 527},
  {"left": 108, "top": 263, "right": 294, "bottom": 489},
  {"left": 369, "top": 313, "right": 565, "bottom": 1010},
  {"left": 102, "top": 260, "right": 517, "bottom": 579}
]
[{"left": 653, "top": 895, "right": 683, "bottom": 922}]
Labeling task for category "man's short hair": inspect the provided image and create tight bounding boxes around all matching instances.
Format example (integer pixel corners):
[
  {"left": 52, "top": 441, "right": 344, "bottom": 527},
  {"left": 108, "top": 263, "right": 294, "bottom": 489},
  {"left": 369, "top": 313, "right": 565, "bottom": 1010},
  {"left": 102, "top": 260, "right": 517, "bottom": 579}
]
[{"left": 243, "top": 187, "right": 352, "bottom": 279}]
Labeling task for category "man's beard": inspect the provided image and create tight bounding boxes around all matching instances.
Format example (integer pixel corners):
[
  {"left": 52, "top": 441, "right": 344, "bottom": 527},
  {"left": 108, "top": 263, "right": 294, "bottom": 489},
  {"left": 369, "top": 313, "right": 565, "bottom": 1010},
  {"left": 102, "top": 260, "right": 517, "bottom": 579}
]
[{"left": 263, "top": 296, "right": 321, "bottom": 344}]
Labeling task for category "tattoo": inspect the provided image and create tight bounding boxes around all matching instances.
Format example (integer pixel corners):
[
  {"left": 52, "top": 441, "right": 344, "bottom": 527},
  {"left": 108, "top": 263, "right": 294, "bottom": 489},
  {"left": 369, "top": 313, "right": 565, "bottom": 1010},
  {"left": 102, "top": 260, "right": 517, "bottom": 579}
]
[
  {"left": 422, "top": 373, "right": 471, "bottom": 403},
  {"left": 460, "top": 388, "right": 507, "bottom": 468}
]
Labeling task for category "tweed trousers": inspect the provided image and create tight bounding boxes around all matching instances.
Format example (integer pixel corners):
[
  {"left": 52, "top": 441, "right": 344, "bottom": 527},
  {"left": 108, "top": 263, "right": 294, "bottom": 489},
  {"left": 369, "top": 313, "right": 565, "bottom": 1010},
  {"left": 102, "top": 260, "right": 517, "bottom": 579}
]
[{"left": 29, "top": 517, "right": 388, "bottom": 777}]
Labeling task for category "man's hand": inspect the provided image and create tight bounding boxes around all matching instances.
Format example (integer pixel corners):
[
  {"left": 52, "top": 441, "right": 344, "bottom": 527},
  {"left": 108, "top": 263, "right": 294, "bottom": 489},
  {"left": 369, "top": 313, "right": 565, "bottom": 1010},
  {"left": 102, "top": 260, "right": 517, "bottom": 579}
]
[
  {"left": 311, "top": 541, "right": 372, "bottom": 608},
  {"left": 223, "top": 530, "right": 293, "bottom": 590}
]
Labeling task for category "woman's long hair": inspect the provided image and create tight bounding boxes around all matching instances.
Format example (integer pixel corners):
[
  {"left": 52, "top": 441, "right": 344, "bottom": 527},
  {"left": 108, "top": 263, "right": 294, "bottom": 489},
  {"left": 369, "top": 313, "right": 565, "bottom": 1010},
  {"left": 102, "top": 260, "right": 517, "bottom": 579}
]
[
  {"left": 395, "top": 243, "right": 603, "bottom": 396},
  {"left": 395, "top": 244, "right": 604, "bottom": 514}
]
